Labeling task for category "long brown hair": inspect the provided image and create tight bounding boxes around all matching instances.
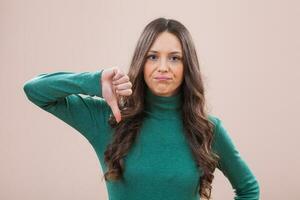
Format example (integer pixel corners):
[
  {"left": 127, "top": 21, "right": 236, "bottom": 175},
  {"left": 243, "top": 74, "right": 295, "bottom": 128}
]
[{"left": 103, "top": 17, "right": 220, "bottom": 199}]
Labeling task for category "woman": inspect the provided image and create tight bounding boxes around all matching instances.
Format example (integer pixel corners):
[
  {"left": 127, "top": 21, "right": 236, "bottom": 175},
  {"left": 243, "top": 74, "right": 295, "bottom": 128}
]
[{"left": 23, "top": 17, "right": 260, "bottom": 200}]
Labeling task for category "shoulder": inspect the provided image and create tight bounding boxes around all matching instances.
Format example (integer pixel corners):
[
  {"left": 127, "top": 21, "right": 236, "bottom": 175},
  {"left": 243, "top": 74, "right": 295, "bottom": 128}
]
[
  {"left": 208, "top": 114, "right": 222, "bottom": 129},
  {"left": 92, "top": 96, "right": 111, "bottom": 114},
  {"left": 74, "top": 94, "right": 112, "bottom": 118},
  {"left": 208, "top": 115, "right": 236, "bottom": 153},
  {"left": 207, "top": 114, "right": 226, "bottom": 141}
]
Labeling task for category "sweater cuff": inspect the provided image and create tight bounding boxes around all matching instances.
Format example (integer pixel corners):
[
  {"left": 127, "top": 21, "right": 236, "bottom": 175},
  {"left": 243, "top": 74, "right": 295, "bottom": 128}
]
[{"left": 88, "top": 69, "right": 104, "bottom": 98}]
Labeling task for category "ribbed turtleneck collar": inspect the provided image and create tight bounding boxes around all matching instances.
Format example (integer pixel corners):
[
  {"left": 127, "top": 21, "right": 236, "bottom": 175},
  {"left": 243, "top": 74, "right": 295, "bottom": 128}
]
[{"left": 144, "top": 87, "right": 183, "bottom": 119}]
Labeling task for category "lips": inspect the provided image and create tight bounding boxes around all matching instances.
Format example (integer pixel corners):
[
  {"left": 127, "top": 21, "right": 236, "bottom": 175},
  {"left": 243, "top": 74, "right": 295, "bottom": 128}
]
[{"left": 154, "top": 76, "right": 171, "bottom": 80}]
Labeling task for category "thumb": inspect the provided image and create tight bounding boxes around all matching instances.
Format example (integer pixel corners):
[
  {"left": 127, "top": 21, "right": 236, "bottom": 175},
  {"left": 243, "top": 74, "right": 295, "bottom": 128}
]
[{"left": 108, "top": 97, "right": 121, "bottom": 123}]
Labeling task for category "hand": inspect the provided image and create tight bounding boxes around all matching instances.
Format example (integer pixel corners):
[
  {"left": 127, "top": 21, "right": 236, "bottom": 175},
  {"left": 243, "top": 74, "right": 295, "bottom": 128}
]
[{"left": 101, "top": 67, "right": 132, "bottom": 123}]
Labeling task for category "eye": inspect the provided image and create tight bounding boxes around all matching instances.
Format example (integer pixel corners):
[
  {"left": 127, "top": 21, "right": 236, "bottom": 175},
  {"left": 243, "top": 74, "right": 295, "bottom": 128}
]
[
  {"left": 170, "top": 56, "right": 181, "bottom": 61},
  {"left": 147, "top": 55, "right": 157, "bottom": 60}
]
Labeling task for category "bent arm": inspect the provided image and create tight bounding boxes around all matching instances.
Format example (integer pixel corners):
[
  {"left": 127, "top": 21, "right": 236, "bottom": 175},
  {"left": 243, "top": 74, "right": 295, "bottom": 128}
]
[
  {"left": 23, "top": 69, "right": 107, "bottom": 142},
  {"left": 212, "top": 117, "right": 260, "bottom": 200}
]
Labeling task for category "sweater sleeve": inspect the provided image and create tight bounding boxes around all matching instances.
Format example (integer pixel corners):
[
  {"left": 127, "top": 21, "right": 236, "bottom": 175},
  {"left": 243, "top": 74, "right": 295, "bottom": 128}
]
[
  {"left": 212, "top": 117, "right": 260, "bottom": 200},
  {"left": 23, "top": 69, "right": 108, "bottom": 142}
]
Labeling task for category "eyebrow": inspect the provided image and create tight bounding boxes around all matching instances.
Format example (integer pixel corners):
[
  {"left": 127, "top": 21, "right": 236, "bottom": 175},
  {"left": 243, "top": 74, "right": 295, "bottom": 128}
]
[{"left": 148, "top": 50, "right": 182, "bottom": 55}]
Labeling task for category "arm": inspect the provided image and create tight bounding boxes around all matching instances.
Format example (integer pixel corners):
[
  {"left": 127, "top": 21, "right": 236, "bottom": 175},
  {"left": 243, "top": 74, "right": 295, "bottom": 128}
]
[
  {"left": 212, "top": 117, "right": 260, "bottom": 200},
  {"left": 23, "top": 69, "right": 108, "bottom": 142}
]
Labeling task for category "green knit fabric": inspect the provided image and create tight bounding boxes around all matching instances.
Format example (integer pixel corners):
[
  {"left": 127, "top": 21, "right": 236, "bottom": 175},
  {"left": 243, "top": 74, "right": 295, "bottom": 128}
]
[{"left": 23, "top": 69, "right": 260, "bottom": 200}]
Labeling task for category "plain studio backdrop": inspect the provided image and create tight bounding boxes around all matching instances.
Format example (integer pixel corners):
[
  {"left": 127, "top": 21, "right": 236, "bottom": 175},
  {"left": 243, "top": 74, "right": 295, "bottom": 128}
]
[{"left": 1, "top": 0, "right": 299, "bottom": 199}]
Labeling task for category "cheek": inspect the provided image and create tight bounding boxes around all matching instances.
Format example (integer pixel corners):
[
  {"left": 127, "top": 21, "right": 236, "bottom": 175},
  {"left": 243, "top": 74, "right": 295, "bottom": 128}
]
[
  {"left": 173, "top": 66, "right": 184, "bottom": 81},
  {"left": 143, "top": 64, "right": 153, "bottom": 85},
  {"left": 144, "top": 64, "right": 150, "bottom": 77}
]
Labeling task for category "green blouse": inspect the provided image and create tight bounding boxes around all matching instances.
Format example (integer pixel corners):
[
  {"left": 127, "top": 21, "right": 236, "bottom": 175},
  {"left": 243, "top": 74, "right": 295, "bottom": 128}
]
[{"left": 23, "top": 69, "right": 260, "bottom": 200}]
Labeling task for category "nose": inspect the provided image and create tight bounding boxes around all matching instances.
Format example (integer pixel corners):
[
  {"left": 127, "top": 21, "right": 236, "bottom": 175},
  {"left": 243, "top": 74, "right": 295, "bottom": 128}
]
[{"left": 157, "top": 58, "right": 169, "bottom": 72}]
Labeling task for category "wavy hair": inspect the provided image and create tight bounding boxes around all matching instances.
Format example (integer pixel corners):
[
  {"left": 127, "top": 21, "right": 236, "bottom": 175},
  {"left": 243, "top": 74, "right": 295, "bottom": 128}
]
[{"left": 103, "top": 17, "right": 220, "bottom": 199}]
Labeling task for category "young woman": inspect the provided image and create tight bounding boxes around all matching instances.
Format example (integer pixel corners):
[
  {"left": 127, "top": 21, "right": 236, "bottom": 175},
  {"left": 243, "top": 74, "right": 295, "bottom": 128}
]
[{"left": 23, "top": 17, "right": 260, "bottom": 200}]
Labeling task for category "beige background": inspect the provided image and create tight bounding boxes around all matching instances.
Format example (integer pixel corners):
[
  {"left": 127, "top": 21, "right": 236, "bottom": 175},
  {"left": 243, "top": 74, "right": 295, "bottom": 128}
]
[{"left": 1, "top": 0, "right": 299, "bottom": 199}]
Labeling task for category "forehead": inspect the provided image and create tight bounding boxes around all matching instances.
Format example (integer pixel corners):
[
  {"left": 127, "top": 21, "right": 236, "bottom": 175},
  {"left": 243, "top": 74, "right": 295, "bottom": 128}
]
[{"left": 148, "top": 32, "right": 182, "bottom": 54}]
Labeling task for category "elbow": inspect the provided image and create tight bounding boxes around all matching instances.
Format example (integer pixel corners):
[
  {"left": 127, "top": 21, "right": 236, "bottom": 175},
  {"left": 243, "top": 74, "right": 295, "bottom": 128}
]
[
  {"left": 23, "top": 80, "right": 43, "bottom": 106},
  {"left": 236, "top": 178, "right": 260, "bottom": 200},
  {"left": 23, "top": 81, "right": 33, "bottom": 97},
  {"left": 23, "top": 80, "right": 36, "bottom": 100},
  {"left": 251, "top": 179, "right": 260, "bottom": 199},
  {"left": 23, "top": 76, "right": 52, "bottom": 109}
]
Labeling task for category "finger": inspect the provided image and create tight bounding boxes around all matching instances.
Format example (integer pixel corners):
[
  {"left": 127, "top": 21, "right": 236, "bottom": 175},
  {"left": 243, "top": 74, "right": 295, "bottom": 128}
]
[
  {"left": 112, "top": 75, "right": 129, "bottom": 85},
  {"left": 112, "top": 85, "right": 121, "bottom": 99},
  {"left": 113, "top": 68, "right": 125, "bottom": 81},
  {"left": 107, "top": 67, "right": 119, "bottom": 80},
  {"left": 107, "top": 97, "right": 122, "bottom": 123},
  {"left": 116, "top": 89, "right": 132, "bottom": 96},
  {"left": 115, "top": 82, "right": 132, "bottom": 90}
]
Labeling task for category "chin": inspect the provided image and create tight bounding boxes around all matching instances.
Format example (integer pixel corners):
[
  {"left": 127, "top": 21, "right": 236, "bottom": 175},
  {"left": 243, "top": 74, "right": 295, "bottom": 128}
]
[{"left": 153, "top": 88, "right": 174, "bottom": 97}]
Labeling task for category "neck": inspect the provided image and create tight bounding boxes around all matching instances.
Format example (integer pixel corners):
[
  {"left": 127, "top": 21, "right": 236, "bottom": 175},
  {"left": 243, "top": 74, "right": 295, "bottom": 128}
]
[{"left": 144, "top": 87, "right": 183, "bottom": 119}]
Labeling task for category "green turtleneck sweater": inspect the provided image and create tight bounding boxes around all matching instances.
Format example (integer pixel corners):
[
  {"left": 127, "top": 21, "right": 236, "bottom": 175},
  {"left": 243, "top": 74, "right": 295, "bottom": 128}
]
[{"left": 23, "top": 69, "right": 260, "bottom": 200}]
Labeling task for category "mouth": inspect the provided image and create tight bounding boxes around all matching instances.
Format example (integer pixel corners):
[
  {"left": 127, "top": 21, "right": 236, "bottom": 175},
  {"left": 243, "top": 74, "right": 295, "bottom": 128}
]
[
  {"left": 154, "top": 78, "right": 171, "bottom": 82},
  {"left": 154, "top": 76, "right": 172, "bottom": 81}
]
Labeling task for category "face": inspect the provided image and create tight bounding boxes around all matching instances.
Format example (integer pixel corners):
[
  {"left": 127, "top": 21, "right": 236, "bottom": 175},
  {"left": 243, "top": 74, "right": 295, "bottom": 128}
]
[{"left": 143, "top": 31, "right": 184, "bottom": 97}]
